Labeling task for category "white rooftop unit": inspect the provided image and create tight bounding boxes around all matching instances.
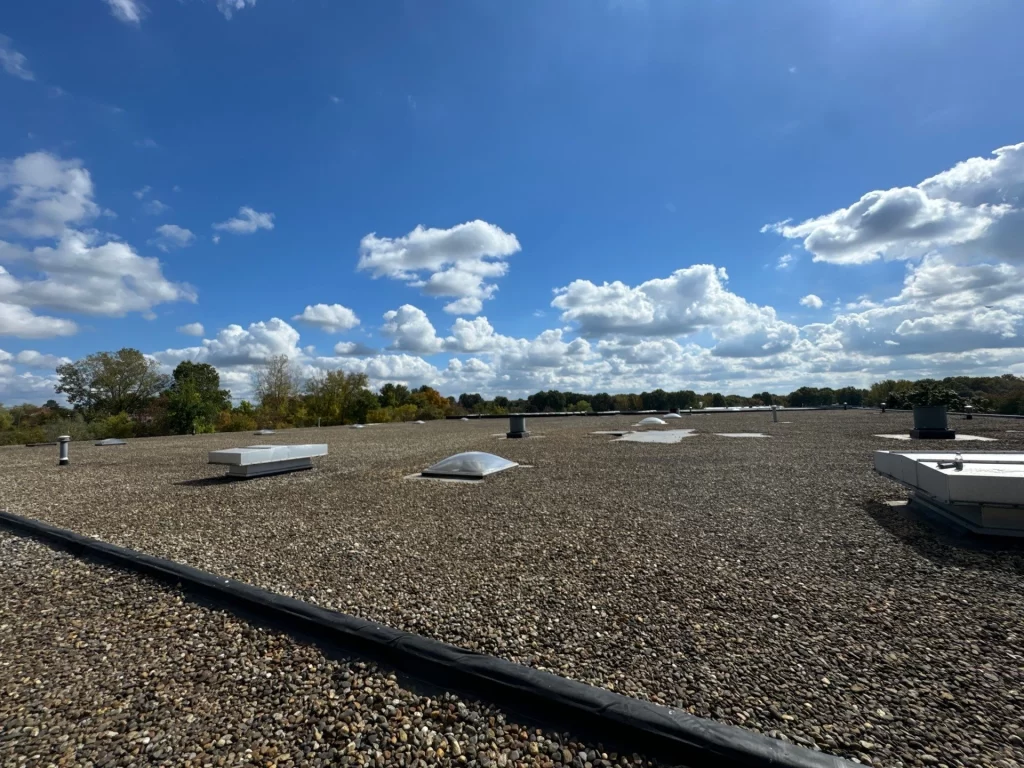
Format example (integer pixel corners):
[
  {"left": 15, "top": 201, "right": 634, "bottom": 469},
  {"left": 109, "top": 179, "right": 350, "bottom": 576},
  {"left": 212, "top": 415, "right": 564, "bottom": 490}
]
[
  {"left": 208, "top": 444, "right": 328, "bottom": 478},
  {"left": 664, "top": 413, "right": 683, "bottom": 419},
  {"left": 874, "top": 451, "right": 1024, "bottom": 537}
]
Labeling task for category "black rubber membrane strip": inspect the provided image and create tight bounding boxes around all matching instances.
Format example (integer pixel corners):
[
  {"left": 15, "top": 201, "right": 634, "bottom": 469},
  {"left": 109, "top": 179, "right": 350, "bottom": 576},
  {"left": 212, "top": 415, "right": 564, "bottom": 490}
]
[{"left": 0, "top": 510, "right": 853, "bottom": 768}]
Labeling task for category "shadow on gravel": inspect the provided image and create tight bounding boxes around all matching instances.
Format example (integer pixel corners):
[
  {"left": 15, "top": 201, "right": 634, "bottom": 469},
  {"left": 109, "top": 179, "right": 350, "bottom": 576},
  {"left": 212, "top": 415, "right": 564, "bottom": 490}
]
[
  {"left": 175, "top": 475, "right": 239, "bottom": 488},
  {"left": 864, "top": 500, "right": 1024, "bottom": 575}
]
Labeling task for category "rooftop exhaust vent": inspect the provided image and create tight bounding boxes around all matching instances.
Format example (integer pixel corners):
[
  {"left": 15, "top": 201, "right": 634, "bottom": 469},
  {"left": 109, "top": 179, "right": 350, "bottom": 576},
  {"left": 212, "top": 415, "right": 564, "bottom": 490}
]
[
  {"left": 637, "top": 417, "right": 666, "bottom": 426},
  {"left": 421, "top": 451, "right": 518, "bottom": 480}
]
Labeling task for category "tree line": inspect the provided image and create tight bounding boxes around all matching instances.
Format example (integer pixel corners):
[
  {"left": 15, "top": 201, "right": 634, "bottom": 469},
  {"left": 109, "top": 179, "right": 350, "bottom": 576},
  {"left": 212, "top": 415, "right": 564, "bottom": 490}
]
[{"left": 0, "top": 346, "right": 1021, "bottom": 444}]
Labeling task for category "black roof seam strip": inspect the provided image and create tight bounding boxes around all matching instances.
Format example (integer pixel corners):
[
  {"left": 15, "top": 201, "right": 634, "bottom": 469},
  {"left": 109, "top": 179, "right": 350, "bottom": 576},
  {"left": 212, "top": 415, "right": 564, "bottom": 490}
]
[{"left": 0, "top": 510, "right": 854, "bottom": 768}]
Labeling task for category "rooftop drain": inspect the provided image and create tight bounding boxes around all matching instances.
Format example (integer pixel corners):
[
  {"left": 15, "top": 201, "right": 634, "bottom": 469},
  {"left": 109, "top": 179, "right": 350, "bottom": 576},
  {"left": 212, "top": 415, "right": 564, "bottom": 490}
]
[{"left": 420, "top": 451, "right": 518, "bottom": 480}]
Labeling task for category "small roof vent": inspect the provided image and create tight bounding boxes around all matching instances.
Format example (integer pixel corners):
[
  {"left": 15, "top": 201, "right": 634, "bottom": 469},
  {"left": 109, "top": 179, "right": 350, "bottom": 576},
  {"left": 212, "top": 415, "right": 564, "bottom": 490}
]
[
  {"left": 414, "top": 420, "right": 426, "bottom": 425},
  {"left": 95, "top": 438, "right": 127, "bottom": 446},
  {"left": 422, "top": 451, "right": 518, "bottom": 480},
  {"left": 351, "top": 424, "right": 364, "bottom": 429},
  {"left": 638, "top": 417, "right": 666, "bottom": 425}
]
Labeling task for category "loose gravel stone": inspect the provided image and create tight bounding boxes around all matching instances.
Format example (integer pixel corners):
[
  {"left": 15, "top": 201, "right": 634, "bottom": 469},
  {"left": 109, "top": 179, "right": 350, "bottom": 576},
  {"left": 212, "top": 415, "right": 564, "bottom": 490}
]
[
  {"left": 0, "top": 533, "right": 665, "bottom": 767},
  {"left": 1, "top": 411, "right": 1023, "bottom": 766}
]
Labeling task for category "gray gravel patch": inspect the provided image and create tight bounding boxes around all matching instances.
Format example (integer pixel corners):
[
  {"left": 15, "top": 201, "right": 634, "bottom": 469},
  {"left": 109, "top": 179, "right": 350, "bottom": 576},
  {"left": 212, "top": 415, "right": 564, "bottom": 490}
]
[
  {"left": 2, "top": 412, "right": 1023, "bottom": 766},
  {"left": 0, "top": 532, "right": 666, "bottom": 768}
]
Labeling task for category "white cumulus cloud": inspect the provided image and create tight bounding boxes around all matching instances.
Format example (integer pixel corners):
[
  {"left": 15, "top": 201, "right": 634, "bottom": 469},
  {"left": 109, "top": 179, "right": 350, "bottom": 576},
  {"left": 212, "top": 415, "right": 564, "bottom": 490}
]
[
  {"left": 213, "top": 206, "right": 274, "bottom": 234},
  {"left": 358, "top": 220, "right": 519, "bottom": 311},
  {"left": 800, "top": 294, "right": 823, "bottom": 309},
  {"left": 152, "top": 224, "right": 194, "bottom": 251},
  {"left": 381, "top": 304, "right": 444, "bottom": 354},
  {"left": 177, "top": 322, "right": 205, "bottom": 337},
  {"left": 292, "top": 303, "right": 360, "bottom": 333},
  {"left": 764, "top": 142, "right": 1024, "bottom": 266},
  {"left": 0, "top": 152, "right": 100, "bottom": 238}
]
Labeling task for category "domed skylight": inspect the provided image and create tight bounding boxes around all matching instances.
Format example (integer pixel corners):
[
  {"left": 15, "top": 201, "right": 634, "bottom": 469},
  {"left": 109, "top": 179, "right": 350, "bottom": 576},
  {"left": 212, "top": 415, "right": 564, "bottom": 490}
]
[
  {"left": 638, "top": 417, "right": 666, "bottom": 425},
  {"left": 664, "top": 413, "right": 682, "bottom": 419},
  {"left": 421, "top": 451, "right": 518, "bottom": 480}
]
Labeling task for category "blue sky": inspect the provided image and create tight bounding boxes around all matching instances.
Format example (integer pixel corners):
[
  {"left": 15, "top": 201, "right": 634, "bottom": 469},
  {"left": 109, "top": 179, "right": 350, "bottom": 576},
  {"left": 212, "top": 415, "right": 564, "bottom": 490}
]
[{"left": 2, "top": 0, "right": 1023, "bottom": 402}]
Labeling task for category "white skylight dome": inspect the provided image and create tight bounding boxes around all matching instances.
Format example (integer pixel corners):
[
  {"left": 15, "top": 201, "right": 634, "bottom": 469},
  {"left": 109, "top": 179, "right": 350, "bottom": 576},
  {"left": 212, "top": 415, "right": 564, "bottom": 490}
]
[
  {"left": 664, "top": 413, "right": 682, "bottom": 419},
  {"left": 638, "top": 417, "right": 666, "bottom": 425},
  {"left": 414, "top": 420, "right": 426, "bottom": 424},
  {"left": 421, "top": 451, "right": 518, "bottom": 480}
]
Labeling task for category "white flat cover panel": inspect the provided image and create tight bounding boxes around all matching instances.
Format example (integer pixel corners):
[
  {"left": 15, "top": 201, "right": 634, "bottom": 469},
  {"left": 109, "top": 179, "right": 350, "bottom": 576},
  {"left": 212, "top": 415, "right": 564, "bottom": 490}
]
[
  {"left": 874, "top": 451, "right": 1024, "bottom": 505},
  {"left": 208, "top": 444, "right": 328, "bottom": 466}
]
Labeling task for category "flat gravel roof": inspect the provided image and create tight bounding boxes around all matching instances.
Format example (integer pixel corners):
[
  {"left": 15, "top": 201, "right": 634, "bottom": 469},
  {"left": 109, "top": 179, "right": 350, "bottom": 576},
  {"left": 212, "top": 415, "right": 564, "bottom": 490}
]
[
  {"left": 2, "top": 411, "right": 1022, "bottom": 766},
  {"left": 0, "top": 532, "right": 666, "bottom": 768}
]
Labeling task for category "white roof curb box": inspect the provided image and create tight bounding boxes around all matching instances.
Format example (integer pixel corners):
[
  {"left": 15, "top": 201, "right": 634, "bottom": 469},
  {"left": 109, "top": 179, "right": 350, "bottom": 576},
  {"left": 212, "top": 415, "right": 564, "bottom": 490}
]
[
  {"left": 208, "top": 444, "right": 328, "bottom": 478},
  {"left": 874, "top": 451, "right": 1024, "bottom": 536}
]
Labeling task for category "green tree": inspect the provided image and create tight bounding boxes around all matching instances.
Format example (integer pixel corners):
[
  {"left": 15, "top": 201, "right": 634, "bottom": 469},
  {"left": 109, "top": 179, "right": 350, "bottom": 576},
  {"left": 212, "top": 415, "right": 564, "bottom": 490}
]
[
  {"left": 252, "top": 355, "right": 301, "bottom": 425},
  {"left": 458, "top": 393, "right": 484, "bottom": 410},
  {"left": 93, "top": 412, "right": 136, "bottom": 439},
  {"left": 378, "top": 383, "right": 410, "bottom": 408},
  {"left": 305, "top": 369, "right": 374, "bottom": 425},
  {"left": 56, "top": 348, "right": 170, "bottom": 416},
  {"left": 167, "top": 362, "right": 231, "bottom": 434}
]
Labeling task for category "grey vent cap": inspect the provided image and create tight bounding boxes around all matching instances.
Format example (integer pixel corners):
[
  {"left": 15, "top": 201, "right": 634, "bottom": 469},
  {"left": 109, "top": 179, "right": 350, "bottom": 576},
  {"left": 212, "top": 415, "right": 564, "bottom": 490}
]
[{"left": 422, "top": 451, "right": 518, "bottom": 480}]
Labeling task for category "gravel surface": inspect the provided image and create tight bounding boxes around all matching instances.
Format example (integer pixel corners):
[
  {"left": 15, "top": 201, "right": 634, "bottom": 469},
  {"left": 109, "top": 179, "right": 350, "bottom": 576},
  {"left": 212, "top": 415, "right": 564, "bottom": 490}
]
[
  {"left": 2, "top": 411, "right": 1023, "bottom": 767},
  {"left": 0, "top": 532, "right": 665, "bottom": 768}
]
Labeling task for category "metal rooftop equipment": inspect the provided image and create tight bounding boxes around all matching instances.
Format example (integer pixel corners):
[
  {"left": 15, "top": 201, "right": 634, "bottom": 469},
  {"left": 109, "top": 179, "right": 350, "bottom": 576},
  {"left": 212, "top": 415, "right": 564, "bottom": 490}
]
[
  {"left": 507, "top": 414, "right": 529, "bottom": 439},
  {"left": 421, "top": 451, "right": 518, "bottom": 480},
  {"left": 911, "top": 406, "right": 955, "bottom": 440},
  {"left": 95, "top": 438, "right": 127, "bottom": 446},
  {"left": 874, "top": 451, "right": 1024, "bottom": 536},
  {"left": 57, "top": 435, "right": 70, "bottom": 466},
  {"left": 208, "top": 444, "right": 328, "bottom": 478},
  {"left": 637, "top": 417, "right": 666, "bottom": 426}
]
